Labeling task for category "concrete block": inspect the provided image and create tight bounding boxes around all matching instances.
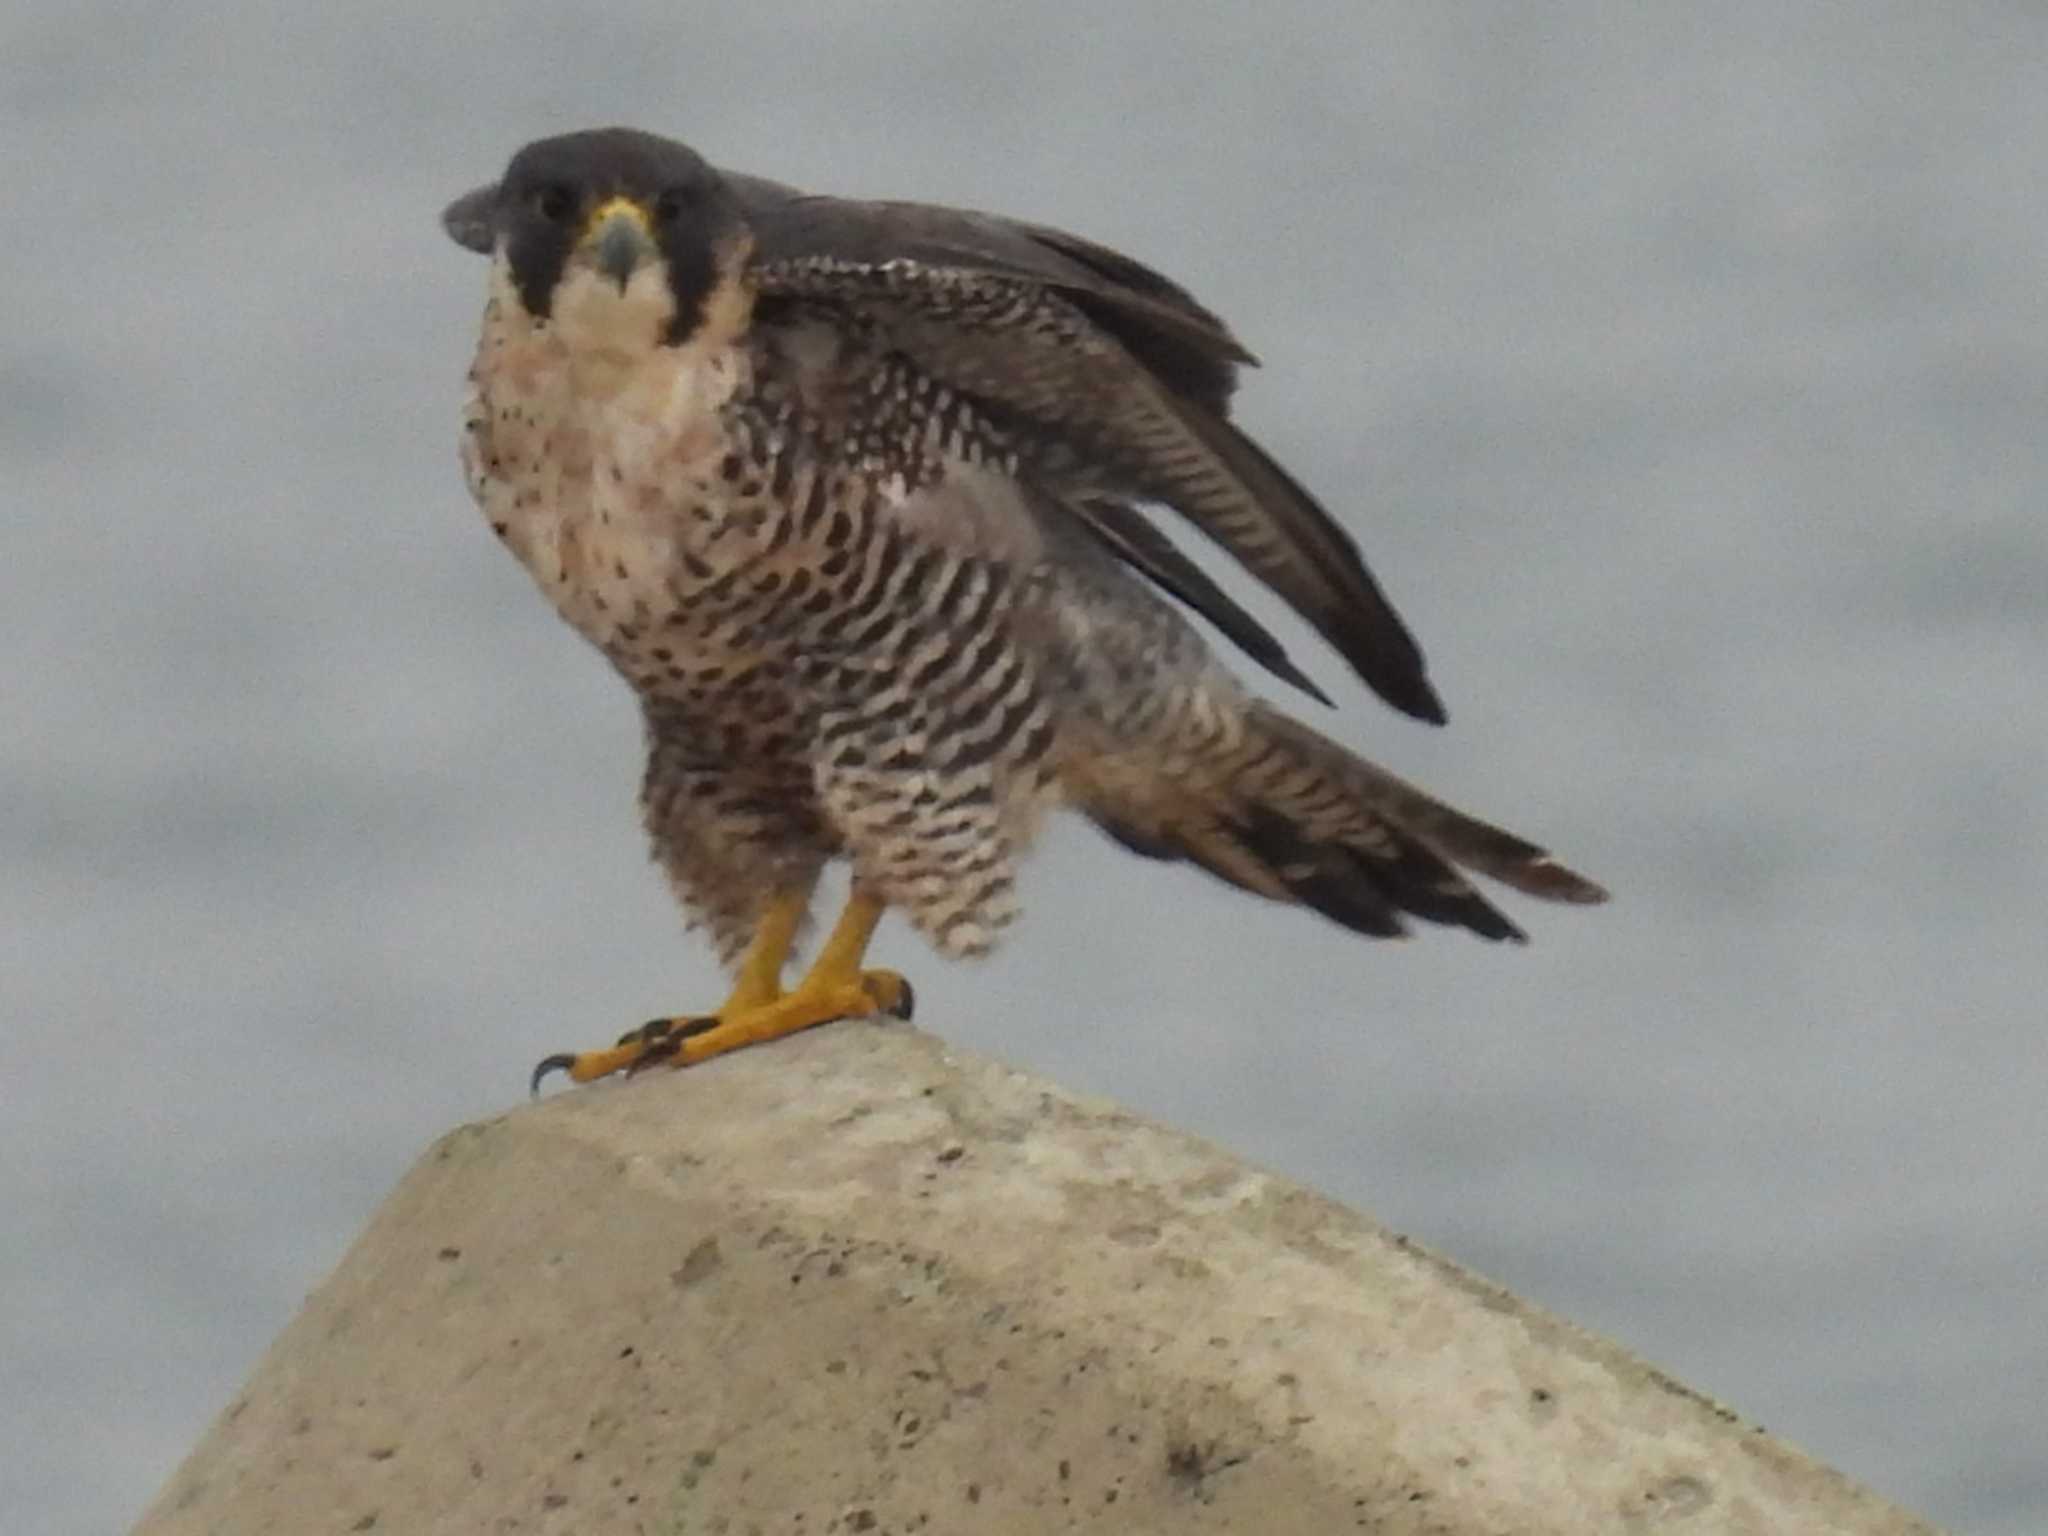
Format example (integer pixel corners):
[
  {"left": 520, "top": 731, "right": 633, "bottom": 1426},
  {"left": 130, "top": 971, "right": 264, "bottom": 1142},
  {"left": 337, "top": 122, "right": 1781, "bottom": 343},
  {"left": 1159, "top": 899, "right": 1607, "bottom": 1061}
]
[{"left": 136, "top": 1020, "right": 1942, "bottom": 1533}]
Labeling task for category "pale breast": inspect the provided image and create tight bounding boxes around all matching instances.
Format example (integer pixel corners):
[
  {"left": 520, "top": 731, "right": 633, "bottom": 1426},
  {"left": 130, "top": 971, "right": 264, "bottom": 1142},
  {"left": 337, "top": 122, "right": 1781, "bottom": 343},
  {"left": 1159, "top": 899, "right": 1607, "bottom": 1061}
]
[{"left": 463, "top": 287, "right": 774, "bottom": 668}]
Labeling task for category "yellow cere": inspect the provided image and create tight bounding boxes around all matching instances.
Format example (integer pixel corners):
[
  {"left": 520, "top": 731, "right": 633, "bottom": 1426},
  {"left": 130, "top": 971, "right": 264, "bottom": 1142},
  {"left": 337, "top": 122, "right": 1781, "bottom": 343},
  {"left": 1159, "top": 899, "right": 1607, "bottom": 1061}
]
[{"left": 581, "top": 196, "right": 653, "bottom": 242}]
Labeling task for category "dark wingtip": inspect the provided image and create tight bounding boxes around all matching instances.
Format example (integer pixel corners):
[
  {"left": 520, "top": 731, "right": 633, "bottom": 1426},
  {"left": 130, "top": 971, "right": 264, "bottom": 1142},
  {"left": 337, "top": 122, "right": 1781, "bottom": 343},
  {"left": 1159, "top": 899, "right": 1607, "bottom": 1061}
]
[
  {"left": 1215, "top": 622, "right": 1338, "bottom": 710},
  {"left": 530, "top": 1053, "right": 577, "bottom": 1097},
  {"left": 1378, "top": 671, "right": 1447, "bottom": 725},
  {"left": 1339, "top": 610, "right": 1446, "bottom": 724},
  {"left": 1271, "top": 655, "right": 1336, "bottom": 709}
]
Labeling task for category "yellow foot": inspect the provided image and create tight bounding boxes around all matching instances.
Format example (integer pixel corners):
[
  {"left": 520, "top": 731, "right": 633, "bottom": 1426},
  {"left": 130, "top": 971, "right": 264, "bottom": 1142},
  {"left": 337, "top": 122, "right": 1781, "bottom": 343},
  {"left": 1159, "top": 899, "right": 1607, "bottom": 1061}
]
[{"left": 531, "top": 969, "right": 912, "bottom": 1093}]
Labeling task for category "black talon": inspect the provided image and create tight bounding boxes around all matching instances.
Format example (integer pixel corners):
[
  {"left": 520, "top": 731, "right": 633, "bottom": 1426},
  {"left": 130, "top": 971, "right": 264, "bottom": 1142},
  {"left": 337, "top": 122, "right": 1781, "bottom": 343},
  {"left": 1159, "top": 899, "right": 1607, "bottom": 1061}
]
[
  {"left": 617, "top": 1018, "right": 673, "bottom": 1047},
  {"left": 625, "top": 1037, "right": 679, "bottom": 1075},
  {"left": 890, "top": 979, "right": 916, "bottom": 1021},
  {"left": 530, "top": 1052, "right": 579, "bottom": 1097},
  {"left": 623, "top": 1014, "right": 722, "bottom": 1074}
]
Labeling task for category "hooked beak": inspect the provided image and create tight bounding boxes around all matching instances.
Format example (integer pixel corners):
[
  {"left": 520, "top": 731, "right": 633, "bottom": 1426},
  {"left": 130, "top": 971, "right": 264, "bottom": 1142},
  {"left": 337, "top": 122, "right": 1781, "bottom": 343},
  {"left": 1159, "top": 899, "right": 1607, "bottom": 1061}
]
[{"left": 580, "top": 198, "right": 657, "bottom": 290}]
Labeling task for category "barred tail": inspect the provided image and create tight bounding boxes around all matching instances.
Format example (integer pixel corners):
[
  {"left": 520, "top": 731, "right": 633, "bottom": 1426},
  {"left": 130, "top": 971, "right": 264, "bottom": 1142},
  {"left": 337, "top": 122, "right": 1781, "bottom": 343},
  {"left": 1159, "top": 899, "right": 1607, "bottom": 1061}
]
[{"left": 1081, "top": 701, "right": 1607, "bottom": 943}]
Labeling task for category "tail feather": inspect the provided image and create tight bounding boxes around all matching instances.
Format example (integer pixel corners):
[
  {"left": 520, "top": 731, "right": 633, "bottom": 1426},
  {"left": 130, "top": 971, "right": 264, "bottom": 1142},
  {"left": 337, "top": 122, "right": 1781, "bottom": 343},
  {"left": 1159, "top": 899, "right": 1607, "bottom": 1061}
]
[
  {"left": 1231, "top": 801, "right": 1525, "bottom": 942},
  {"left": 1079, "top": 700, "right": 1607, "bottom": 942}
]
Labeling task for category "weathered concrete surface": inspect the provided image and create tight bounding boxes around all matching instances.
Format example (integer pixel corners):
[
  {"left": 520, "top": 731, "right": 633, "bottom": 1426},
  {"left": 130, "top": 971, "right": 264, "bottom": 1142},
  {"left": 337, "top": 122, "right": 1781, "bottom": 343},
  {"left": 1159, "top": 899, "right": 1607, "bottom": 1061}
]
[{"left": 136, "top": 1020, "right": 1941, "bottom": 1535}]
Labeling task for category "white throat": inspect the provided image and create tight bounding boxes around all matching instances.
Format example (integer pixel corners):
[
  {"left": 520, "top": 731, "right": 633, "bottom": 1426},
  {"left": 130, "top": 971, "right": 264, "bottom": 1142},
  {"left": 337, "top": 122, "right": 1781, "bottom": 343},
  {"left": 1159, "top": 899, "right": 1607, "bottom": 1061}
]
[{"left": 548, "top": 262, "right": 680, "bottom": 398}]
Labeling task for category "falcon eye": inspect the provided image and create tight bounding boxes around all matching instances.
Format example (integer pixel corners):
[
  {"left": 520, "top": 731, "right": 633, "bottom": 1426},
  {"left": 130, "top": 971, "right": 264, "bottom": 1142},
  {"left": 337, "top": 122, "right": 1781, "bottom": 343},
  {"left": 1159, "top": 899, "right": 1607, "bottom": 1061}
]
[
  {"left": 653, "top": 185, "right": 700, "bottom": 225},
  {"left": 528, "top": 184, "right": 576, "bottom": 224}
]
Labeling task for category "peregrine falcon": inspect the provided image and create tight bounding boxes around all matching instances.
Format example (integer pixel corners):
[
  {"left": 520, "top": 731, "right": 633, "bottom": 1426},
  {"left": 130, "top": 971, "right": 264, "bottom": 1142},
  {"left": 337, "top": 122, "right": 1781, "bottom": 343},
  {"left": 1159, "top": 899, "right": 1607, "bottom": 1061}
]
[{"left": 440, "top": 128, "right": 1606, "bottom": 1090}]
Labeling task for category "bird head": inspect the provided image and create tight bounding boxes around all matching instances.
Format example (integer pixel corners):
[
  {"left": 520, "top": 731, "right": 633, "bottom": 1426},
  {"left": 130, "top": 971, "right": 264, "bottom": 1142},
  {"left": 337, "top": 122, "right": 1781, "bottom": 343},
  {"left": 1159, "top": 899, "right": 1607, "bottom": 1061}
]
[{"left": 443, "top": 128, "right": 754, "bottom": 355}]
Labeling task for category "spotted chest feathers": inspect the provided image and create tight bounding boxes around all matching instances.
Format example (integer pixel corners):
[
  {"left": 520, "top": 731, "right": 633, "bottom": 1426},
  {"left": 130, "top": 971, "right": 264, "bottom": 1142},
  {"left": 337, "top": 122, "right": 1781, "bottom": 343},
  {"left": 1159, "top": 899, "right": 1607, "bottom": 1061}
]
[
  {"left": 461, "top": 267, "right": 1071, "bottom": 956},
  {"left": 461, "top": 268, "right": 777, "bottom": 671}
]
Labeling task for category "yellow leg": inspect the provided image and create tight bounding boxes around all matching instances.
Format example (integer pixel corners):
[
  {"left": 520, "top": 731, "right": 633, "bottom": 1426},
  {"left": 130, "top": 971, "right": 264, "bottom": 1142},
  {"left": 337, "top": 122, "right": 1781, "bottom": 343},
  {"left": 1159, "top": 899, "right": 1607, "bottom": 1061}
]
[
  {"left": 727, "top": 890, "right": 807, "bottom": 1011},
  {"left": 531, "top": 889, "right": 911, "bottom": 1092}
]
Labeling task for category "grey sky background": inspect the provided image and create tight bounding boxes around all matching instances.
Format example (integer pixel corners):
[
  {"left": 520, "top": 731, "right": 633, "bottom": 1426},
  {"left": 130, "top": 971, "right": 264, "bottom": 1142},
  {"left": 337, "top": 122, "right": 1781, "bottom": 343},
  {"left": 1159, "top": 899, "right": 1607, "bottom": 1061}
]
[{"left": 6, "top": 4, "right": 2044, "bottom": 1531}]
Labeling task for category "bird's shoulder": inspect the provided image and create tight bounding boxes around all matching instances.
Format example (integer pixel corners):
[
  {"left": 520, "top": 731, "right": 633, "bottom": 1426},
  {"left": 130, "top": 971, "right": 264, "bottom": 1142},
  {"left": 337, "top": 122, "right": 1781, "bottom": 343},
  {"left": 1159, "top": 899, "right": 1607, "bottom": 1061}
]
[{"left": 727, "top": 173, "right": 1253, "bottom": 415}]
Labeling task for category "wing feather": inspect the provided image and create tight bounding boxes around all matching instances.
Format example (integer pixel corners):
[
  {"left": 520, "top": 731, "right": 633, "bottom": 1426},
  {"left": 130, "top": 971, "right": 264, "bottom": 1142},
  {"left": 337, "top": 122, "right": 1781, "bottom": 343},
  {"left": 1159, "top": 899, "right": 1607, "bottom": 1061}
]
[
  {"left": 1061, "top": 492, "right": 1333, "bottom": 706},
  {"left": 730, "top": 176, "right": 1250, "bottom": 412},
  {"left": 734, "top": 177, "right": 1446, "bottom": 724}
]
